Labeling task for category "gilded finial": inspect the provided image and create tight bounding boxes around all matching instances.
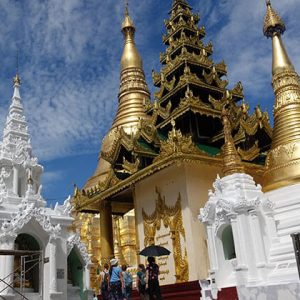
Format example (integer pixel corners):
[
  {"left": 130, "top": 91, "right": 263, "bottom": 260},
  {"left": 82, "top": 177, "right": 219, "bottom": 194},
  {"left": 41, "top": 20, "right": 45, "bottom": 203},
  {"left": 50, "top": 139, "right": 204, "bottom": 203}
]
[
  {"left": 171, "top": 118, "right": 176, "bottom": 128},
  {"left": 73, "top": 184, "right": 79, "bottom": 197},
  {"left": 27, "top": 170, "right": 33, "bottom": 185},
  {"left": 263, "top": 0, "right": 285, "bottom": 38},
  {"left": 28, "top": 175, "right": 33, "bottom": 185},
  {"left": 221, "top": 107, "right": 244, "bottom": 176},
  {"left": 241, "top": 100, "right": 248, "bottom": 115},
  {"left": 13, "top": 73, "right": 21, "bottom": 85},
  {"left": 255, "top": 105, "right": 263, "bottom": 119},
  {"left": 122, "top": 0, "right": 134, "bottom": 31},
  {"left": 170, "top": 118, "right": 177, "bottom": 138}
]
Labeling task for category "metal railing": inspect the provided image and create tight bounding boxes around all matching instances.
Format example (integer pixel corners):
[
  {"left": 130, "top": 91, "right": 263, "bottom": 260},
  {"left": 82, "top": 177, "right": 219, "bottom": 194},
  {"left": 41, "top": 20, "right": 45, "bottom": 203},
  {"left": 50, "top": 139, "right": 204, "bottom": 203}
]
[{"left": 0, "top": 250, "right": 44, "bottom": 300}]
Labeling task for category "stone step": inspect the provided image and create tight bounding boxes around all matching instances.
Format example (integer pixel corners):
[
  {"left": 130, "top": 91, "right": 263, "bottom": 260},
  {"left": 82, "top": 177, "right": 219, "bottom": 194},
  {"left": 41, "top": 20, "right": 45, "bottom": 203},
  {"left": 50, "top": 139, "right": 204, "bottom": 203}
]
[{"left": 22, "top": 293, "right": 41, "bottom": 300}]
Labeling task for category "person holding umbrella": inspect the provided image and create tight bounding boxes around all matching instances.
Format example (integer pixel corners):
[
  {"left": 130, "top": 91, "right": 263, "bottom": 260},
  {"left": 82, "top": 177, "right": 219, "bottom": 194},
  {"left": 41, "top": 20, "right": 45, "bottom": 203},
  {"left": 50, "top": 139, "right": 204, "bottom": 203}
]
[
  {"left": 146, "top": 257, "right": 163, "bottom": 300},
  {"left": 139, "top": 245, "right": 169, "bottom": 300}
]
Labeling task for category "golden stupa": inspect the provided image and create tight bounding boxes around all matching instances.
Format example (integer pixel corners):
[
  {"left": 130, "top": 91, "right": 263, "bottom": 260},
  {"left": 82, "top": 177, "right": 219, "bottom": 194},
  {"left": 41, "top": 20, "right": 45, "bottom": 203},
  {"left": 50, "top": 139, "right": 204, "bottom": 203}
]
[
  {"left": 73, "top": 0, "right": 274, "bottom": 293},
  {"left": 263, "top": 0, "right": 300, "bottom": 191}
]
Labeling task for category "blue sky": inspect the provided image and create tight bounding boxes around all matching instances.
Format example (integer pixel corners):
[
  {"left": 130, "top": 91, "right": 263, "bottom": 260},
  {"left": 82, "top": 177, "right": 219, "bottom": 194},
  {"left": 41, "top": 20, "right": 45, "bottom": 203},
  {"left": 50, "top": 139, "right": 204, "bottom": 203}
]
[{"left": 0, "top": 0, "right": 299, "bottom": 205}]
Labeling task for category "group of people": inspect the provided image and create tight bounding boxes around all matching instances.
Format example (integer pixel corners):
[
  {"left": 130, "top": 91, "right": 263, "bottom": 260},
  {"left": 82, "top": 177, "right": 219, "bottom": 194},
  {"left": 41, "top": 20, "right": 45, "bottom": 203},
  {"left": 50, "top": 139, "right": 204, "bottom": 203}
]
[{"left": 93, "top": 257, "right": 162, "bottom": 300}]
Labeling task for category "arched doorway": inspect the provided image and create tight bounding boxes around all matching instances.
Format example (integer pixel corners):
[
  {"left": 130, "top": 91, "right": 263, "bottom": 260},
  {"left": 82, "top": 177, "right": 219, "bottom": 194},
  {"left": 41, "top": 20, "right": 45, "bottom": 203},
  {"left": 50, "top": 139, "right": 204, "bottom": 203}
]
[
  {"left": 14, "top": 233, "right": 40, "bottom": 292},
  {"left": 67, "top": 248, "right": 84, "bottom": 299},
  {"left": 221, "top": 225, "right": 236, "bottom": 260}
]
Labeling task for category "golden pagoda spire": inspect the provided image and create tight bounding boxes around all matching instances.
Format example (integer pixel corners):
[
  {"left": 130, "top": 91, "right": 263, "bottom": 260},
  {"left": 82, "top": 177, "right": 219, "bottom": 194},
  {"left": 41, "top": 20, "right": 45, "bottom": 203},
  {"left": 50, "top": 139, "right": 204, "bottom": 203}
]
[
  {"left": 120, "top": 1, "right": 142, "bottom": 71},
  {"left": 221, "top": 108, "right": 244, "bottom": 176},
  {"left": 263, "top": 1, "right": 300, "bottom": 191},
  {"left": 111, "top": 2, "right": 150, "bottom": 134},
  {"left": 83, "top": 2, "right": 150, "bottom": 189}
]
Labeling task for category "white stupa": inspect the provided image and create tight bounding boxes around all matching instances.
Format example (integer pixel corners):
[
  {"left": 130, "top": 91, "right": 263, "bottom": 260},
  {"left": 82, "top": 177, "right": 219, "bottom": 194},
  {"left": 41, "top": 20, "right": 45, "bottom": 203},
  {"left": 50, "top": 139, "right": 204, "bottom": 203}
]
[{"left": 0, "top": 75, "right": 92, "bottom": 300}]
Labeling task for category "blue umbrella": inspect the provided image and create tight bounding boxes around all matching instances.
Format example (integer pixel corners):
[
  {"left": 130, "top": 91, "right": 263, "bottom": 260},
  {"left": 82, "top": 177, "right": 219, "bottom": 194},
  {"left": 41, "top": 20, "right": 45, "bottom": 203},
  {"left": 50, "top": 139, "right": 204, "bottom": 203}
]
[{"left": 139, "top": 245, "right": 171, "bottom": 257}]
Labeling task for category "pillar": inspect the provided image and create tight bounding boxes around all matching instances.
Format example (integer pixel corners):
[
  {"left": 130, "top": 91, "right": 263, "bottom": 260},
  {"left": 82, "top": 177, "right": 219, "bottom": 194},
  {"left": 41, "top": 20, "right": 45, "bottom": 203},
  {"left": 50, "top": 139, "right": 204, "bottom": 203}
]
[
  {"left": 132, "top": 186, "right": 140, "bottom": 264},
  {"left": 229, "top": 214, "right": 248, "bottom": 270},
  {"left": 13, "top": 165, "right": 19, "bottom": 196},
  {"left": 49, "top": 237, "right": 58, "bottom": 293},
  {"left": 249, "top": 210, "right": 266, "bottom": 267},
  {"left": 100, "top": 200, "right": 114, "bottom": 264},
  {"left": 0, "top": 235, "right": 16, "bottom": 297},
  {"left": 84, "top": 266, "right": 90, "bottom": 290},
  {"left": 206, "top": 225, "right": 218, "bottom": 271}
]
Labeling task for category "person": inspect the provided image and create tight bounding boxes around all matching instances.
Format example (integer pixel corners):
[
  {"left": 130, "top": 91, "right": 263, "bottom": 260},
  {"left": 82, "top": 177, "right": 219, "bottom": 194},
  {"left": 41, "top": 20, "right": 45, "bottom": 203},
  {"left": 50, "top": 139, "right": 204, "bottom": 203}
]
[
  {"left": 146, "top": 257, "right": 162, "bottom": 300},
  {"left": 108, "top": 258, "right": 124, "bottom": 300},
  {"left": 121, "top": 265, "right": 133, "bottom": 300},
  {"left": 93, "top": 293, "right": 98, "bottom": 300},
  {"left": 100, "top": 263, "right": 110, "bottom": 300},
  {"left": 136, "top": 264, "right": 147, "bottom": 300}
]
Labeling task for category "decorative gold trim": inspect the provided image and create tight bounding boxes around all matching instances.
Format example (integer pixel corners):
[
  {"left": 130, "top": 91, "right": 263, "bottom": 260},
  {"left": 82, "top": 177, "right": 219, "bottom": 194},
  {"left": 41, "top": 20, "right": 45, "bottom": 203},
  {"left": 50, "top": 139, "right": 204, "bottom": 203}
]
[
  {"left": 142, "top": 188, "right": 189, "bottom": 283},
  {"left": 154, "top": 119, "right": 206, "bottom": 162}
]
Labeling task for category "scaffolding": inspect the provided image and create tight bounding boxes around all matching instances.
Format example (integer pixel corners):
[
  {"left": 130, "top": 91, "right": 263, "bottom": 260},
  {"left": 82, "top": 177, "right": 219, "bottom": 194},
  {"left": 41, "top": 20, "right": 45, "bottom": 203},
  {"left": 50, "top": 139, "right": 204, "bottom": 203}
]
[{"left": 0, "top": 249, "right": 46, "bottom": 300}]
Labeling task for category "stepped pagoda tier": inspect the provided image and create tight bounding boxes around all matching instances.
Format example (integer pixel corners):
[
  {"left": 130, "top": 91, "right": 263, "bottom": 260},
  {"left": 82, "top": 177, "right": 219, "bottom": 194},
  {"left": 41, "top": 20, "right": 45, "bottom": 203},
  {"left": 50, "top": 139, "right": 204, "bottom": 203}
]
[
  {"left": 73, "top": 0, "right": 274, "bottom": 292},
  {"left": 149, "top": 0, "right": 272, "bottom": 161}
]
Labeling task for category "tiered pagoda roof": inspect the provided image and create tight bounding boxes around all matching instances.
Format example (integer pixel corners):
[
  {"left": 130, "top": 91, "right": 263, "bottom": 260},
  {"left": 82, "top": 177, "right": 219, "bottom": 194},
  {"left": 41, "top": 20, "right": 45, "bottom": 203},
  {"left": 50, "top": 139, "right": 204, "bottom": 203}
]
[{"left": 74, "top": 0, "right": 272, "bottom": 211}]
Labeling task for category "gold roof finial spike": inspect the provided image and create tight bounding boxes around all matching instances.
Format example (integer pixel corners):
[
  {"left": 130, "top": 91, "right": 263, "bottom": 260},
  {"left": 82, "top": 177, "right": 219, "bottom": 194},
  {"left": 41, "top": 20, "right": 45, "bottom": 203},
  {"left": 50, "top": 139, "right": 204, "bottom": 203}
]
[
  {"left": 120, "top": 1, "right": 142, "bottom": 72},
  {"left": 263, "top": 1, "right": 300, "bottom": 191},
  {"left": 263, "top": 0, "right": 293, "bottom": 75},
  {"left": 121, "top": 0, "right": 135, "bottom": 34},
  {"left": 221, "top": 107, "right": 244, "bottom": 176}
]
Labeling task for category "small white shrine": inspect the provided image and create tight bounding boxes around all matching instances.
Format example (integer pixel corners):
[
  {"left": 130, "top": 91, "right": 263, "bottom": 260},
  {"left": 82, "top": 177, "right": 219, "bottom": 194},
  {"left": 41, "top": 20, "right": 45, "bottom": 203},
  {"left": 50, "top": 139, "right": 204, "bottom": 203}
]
[{"left": 0, "top": 75, "right": 92, "bottom": 300}]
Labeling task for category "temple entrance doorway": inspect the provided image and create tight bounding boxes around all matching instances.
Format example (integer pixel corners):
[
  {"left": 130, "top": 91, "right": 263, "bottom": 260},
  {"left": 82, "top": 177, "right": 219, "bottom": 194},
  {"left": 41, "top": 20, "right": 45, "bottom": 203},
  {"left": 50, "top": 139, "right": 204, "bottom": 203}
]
[
  {"left": 14, "top": 233, "right": 41, "bottom": 293},
  {"left": 67, "top": 248, "right": 84, "bottom": 299}
]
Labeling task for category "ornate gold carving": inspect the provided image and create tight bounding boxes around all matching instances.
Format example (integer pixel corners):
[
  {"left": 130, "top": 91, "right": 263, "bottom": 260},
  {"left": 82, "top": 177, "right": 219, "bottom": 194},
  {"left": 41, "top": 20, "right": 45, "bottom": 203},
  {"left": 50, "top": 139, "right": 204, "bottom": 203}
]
[
  {"left": 214, "top": 60, "right": 227, "bottom": 75},
  {"left": 84, "top": 169, "right": 122, "bottom": 198},
  {"left": 162, "top": 17, "right": 205, "bottom": 44},
  {"left": 238, "top": 141, "right": 260, "bottom": 161},
  {"left": 263, "top": 1, "right": 285, "bottom": 38},
  {"left": 203, "top": 66, "right": 228, "bottom": 89},
  {"left": 272, "top": 71, "right": 300, "bottom": 113},
  {"left": 155, "top": 49, "right": 213, "bottom": 85},
  {"left": 120, "top": 157, "right": 140, "bottom": 175},
  {"left": 72, "top": 213, "right": 100, "bottom": 293},
  {"left": 154, "top": 119, "right": 202, "bottom": 162},
  {"left": 231, "top": 81, "right": 244, "bottom": 98},
  {"left": 142, "top": 188, "right": 189, "bottom": 283}
]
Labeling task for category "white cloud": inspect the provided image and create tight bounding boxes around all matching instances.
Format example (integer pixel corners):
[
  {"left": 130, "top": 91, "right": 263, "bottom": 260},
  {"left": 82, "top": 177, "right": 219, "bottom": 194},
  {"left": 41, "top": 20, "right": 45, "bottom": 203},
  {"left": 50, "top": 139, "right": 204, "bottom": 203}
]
[
  {"left": 197, "top": 0, "right": 300, "bottom": 109},
  {"left": 41, "top": 170, "right": 64, "bottom": 186},
  {"left": 0, "top": 0, "right": 299, "bottom": 163}
]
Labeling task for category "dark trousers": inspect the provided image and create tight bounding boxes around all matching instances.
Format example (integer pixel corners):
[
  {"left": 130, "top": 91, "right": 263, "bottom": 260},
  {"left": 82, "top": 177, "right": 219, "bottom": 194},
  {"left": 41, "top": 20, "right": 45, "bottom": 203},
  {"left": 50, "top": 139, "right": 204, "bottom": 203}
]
[
  {"left": 110, "top": 281, "right": 123, "bottom": 300},
  {"left": 101, "top": 288, "right": 110, "bottom": 300},
  {"left": 123, "top": 284, "right": 132, "bottom": 300},
  {"left": 148, "top": 279, "right": 162, "bottom": 300}
]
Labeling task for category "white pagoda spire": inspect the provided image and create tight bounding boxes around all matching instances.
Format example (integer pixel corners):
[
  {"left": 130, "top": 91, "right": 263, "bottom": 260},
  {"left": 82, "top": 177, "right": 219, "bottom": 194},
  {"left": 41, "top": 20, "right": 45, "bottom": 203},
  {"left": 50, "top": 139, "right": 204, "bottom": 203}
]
[
  {"left": 0, "top": 74, "right": 44, "bottom": 206},
  {"left": 2, "top": 74, "right": 31, "bottom": 158}
]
